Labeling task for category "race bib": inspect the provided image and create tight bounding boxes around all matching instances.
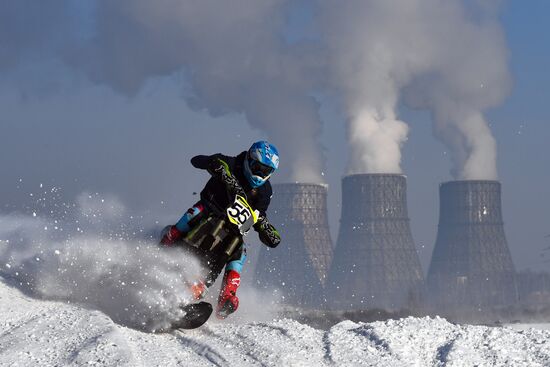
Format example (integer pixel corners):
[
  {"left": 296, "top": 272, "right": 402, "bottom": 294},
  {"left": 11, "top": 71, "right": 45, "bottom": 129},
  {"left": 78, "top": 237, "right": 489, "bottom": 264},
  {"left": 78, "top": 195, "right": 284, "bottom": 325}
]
[{"left": 226, "top": 195, "right": 258, "bottom": 235}]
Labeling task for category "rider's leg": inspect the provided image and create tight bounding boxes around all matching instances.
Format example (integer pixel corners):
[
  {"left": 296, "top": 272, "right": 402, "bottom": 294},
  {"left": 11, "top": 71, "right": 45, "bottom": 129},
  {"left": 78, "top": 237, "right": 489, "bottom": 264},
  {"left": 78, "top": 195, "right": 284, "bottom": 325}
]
[
  {"left": 160, "top": 202, "right": 209, "bottom": 300},
  {"left": 160, "top": 202, "right": 205, "bottom": 245},
  {"left": 216, "top": 245, "right": 247, "bottom": 319}
]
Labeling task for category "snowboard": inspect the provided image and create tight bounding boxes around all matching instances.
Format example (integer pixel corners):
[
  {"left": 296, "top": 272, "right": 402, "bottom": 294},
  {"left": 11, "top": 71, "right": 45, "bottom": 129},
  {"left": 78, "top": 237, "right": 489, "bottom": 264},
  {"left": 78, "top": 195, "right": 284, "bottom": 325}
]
[{"left": 171, "top": 301, "right": 213, "bottom": 330}]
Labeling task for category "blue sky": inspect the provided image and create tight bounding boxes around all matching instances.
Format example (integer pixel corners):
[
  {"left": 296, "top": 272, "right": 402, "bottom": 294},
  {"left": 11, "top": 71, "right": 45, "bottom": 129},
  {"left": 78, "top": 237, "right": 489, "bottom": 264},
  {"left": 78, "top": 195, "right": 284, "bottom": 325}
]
[{"left": 0, "top": 0, "right": 548, "bottom": 272}]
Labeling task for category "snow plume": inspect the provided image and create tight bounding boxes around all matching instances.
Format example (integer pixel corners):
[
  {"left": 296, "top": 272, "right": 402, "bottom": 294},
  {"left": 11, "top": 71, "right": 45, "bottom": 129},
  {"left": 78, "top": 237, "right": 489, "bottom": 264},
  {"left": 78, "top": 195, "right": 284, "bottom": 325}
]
[
  {"left": 69, "top": 0, "right": 325, "bottom": 183},
  {"left": 317, "top": 0, "right": 511, "bottom": 178},
  {"left": 0, "top": 195, "right": 205, "bottom": 332}
]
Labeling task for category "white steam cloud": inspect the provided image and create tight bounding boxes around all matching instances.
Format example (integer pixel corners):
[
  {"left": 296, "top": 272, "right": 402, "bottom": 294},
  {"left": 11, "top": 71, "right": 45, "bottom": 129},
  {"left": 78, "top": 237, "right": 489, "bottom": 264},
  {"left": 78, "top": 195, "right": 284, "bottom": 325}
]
[
  {"left": 70, "top": 0, "right": 326, "bottom": 183},
  {"left": 318, "top": 0, "right": 413, "bottom": 174},
  {"left": 318, "top": 0, "right": 511, "bottom": 178},
  {"left": 0, "top": 1, "right": 512, "bottom": 181}
]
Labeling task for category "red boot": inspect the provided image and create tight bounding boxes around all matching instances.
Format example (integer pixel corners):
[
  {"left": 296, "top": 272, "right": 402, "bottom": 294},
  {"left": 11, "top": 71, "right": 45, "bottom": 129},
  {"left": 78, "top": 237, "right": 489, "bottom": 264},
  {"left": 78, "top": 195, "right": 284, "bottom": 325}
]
[
  {"left": 216, "top": 270, "right": 241, "bottom": 319},
  {"left": 190, "top": 280, "right": 207, "bottom": 301},
  {"left": 160, "top": 225, "right": 183, "bottom": 246}
]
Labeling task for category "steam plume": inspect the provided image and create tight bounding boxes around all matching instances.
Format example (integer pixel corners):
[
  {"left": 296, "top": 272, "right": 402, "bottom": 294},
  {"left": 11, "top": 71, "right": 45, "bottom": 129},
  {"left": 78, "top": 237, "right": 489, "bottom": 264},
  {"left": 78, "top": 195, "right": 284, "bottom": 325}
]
[
  {"left": 70, "top": 0, "right": 325, "bottom": 183},
  {"left": 0, "top": 1, "right": 512, "bottom": 181},
  {"left": 317, "top": 0, "right": 511, "bottom": 178}
]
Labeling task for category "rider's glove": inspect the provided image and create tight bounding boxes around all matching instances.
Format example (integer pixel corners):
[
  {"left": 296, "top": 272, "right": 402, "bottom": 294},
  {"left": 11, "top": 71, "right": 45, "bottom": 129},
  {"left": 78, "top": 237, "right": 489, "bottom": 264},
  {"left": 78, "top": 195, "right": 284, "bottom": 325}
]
[
  {"left": 208, "top": 158, "right": 247, "bottom": 200},
  {"left": 254, "top": 215, "right": 281, "bottom": 248}
]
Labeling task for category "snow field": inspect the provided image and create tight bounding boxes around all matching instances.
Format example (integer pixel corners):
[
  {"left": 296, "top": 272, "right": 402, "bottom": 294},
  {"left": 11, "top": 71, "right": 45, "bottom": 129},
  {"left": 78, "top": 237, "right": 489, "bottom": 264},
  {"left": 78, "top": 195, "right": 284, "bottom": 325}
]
[{"left": 2, "top": 279, "right": 550, "bottom": 366}]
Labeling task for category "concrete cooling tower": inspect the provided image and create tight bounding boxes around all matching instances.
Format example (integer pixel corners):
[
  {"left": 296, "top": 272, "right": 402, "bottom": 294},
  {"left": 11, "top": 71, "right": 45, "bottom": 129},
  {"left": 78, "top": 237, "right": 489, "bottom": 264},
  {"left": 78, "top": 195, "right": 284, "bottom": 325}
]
[
  {"left": 427, "top": 181, "right": 518, "bottom": 309},
  {"left": 254, "top": 183, "right": 334, "bottom": 307},
  {"left": 327, "top": 174, "right": 424, "bottom": 311}
]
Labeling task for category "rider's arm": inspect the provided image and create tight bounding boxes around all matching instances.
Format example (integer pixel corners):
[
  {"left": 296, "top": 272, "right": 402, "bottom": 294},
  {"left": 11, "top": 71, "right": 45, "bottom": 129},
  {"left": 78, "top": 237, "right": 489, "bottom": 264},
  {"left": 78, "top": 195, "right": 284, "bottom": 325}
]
[
  {"left": 254, "top": 215, "right": 281, "bottom": 248},
  {"left": 253, "top": 184, "right": 281, "bottom": 248},
  {"left": 191, "top": 154, "right": 246, "bottom": 199},
  {"left": 190, "top": 155, "right": 214, "bottom": 170}
]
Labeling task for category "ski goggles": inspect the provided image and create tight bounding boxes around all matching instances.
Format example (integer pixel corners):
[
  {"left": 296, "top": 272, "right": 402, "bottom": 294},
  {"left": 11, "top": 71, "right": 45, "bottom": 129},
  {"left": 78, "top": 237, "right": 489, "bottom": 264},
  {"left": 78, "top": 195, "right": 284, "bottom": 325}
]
[{"left": 248, "top": 158, "right": 275, "bottom": 178}]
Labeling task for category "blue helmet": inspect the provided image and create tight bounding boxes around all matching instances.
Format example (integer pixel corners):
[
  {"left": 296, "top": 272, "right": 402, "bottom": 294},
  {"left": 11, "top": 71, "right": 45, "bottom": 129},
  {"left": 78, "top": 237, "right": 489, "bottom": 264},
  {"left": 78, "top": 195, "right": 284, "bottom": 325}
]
[{"left": 243, "top": 141, "right": 279, "bottom": 188}]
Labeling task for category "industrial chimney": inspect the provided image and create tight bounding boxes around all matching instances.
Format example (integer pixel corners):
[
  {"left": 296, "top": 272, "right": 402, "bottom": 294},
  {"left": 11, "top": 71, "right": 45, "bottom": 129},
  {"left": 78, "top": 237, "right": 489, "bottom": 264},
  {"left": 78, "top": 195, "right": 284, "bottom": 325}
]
[
  {"left": 427, "top": 180, "right": 518, "bottom": 309},
  {"left": 254, "top": 183, "right": 334, "bottom": 307},
  {"left": 327, "top": 174, "right": 424, "bottom": 310}
]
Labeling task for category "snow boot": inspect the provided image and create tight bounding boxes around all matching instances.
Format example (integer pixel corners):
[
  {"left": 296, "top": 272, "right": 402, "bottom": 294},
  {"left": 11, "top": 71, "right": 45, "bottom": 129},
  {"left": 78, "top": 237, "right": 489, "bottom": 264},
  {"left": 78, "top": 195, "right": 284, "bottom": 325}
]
[
  {"left": 216, "top": 270, "right": 240, "bottom": 319},
  {"left": 160, "top": 225, "right": 184, "bottom": 246},
  {"left": 190, "top": 280, "right": 207, "bottom": 301}
]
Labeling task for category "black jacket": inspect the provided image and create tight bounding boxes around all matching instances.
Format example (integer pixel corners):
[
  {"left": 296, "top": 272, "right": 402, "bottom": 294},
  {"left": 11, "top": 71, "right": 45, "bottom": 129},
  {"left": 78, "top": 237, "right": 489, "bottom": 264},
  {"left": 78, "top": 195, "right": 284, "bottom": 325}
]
[
  {"left": 191, "top": 152, "right": 280, "bottom": 248},
  {"left": 191, "top": 152, "right": 272, "bottom": 215}
]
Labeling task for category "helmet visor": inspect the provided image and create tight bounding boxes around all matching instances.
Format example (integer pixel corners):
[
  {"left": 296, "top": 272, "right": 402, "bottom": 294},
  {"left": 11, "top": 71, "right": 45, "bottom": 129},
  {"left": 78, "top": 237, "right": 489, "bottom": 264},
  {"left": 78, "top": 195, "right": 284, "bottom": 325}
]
[{"left": 248, "top": 157, "right": 274, "bottom": 178}]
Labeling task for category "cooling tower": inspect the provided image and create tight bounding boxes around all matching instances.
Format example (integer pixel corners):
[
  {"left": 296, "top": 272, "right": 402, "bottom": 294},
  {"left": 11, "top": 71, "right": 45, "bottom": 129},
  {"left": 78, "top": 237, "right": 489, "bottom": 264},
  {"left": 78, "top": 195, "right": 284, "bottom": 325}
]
[
  {"left": 254, "top": 183, "right": 333, "bottom": 307},
  {"left": 327, "top": 174, "right": 424, "bottom": 310},
  {"left": 427, "top": 181, "right": 518, "bottom": 309}
]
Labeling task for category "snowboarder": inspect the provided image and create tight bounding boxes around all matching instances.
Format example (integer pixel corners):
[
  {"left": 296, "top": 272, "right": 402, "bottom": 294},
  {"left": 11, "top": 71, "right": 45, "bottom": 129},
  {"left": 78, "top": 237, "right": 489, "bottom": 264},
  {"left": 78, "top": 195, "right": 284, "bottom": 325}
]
[{"left": 160, "top": 141, "right": 281, "bottom": 319}]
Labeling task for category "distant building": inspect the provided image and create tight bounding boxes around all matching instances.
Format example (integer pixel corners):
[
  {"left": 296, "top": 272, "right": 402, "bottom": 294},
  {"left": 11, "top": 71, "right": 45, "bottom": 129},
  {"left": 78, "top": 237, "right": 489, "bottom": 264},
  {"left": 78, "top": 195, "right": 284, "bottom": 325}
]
[
  {"left": 255, "top": 183, "right": 333, "bottom": 307},
  {"left": 327, "top": 174, "right": 424, "bottom": 311},
  {"left": 427, "top": 181, "right": 518, "bottom": 309}
]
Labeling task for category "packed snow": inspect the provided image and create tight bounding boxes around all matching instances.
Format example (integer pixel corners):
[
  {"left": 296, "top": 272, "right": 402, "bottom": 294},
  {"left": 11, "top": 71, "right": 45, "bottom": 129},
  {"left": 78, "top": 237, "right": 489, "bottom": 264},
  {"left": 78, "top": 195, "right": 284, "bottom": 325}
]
[{"left": 1, "top": 279, "right": 550, "bottom": 366}]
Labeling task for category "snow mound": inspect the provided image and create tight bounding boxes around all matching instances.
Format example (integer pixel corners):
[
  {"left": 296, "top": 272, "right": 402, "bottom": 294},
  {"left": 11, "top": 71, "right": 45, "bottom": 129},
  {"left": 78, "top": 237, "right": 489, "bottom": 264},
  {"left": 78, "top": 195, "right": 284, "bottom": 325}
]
[{"left": 1, "top": 279, "right": 550, "bottom": 367}]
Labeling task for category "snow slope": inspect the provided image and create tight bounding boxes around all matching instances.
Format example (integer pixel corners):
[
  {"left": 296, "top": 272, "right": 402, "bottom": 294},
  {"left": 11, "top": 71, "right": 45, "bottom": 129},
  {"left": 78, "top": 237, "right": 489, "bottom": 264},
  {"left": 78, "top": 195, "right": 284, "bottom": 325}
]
[{"left": 1, "top": 279, "right": 550, "bottom": 366}]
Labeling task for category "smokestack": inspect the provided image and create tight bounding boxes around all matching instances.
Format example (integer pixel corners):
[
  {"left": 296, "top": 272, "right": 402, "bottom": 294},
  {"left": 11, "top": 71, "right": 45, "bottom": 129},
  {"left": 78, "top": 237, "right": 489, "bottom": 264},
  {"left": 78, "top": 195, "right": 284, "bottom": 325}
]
[
  {"left": 427, "top": 181, "right": 518, "bottom": 309},
  {"left": 327, "top": 174, "right": 424, "bottom": 310},
  {"left": 254, "top": 183, "right": 333, "bottom": 307}
]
